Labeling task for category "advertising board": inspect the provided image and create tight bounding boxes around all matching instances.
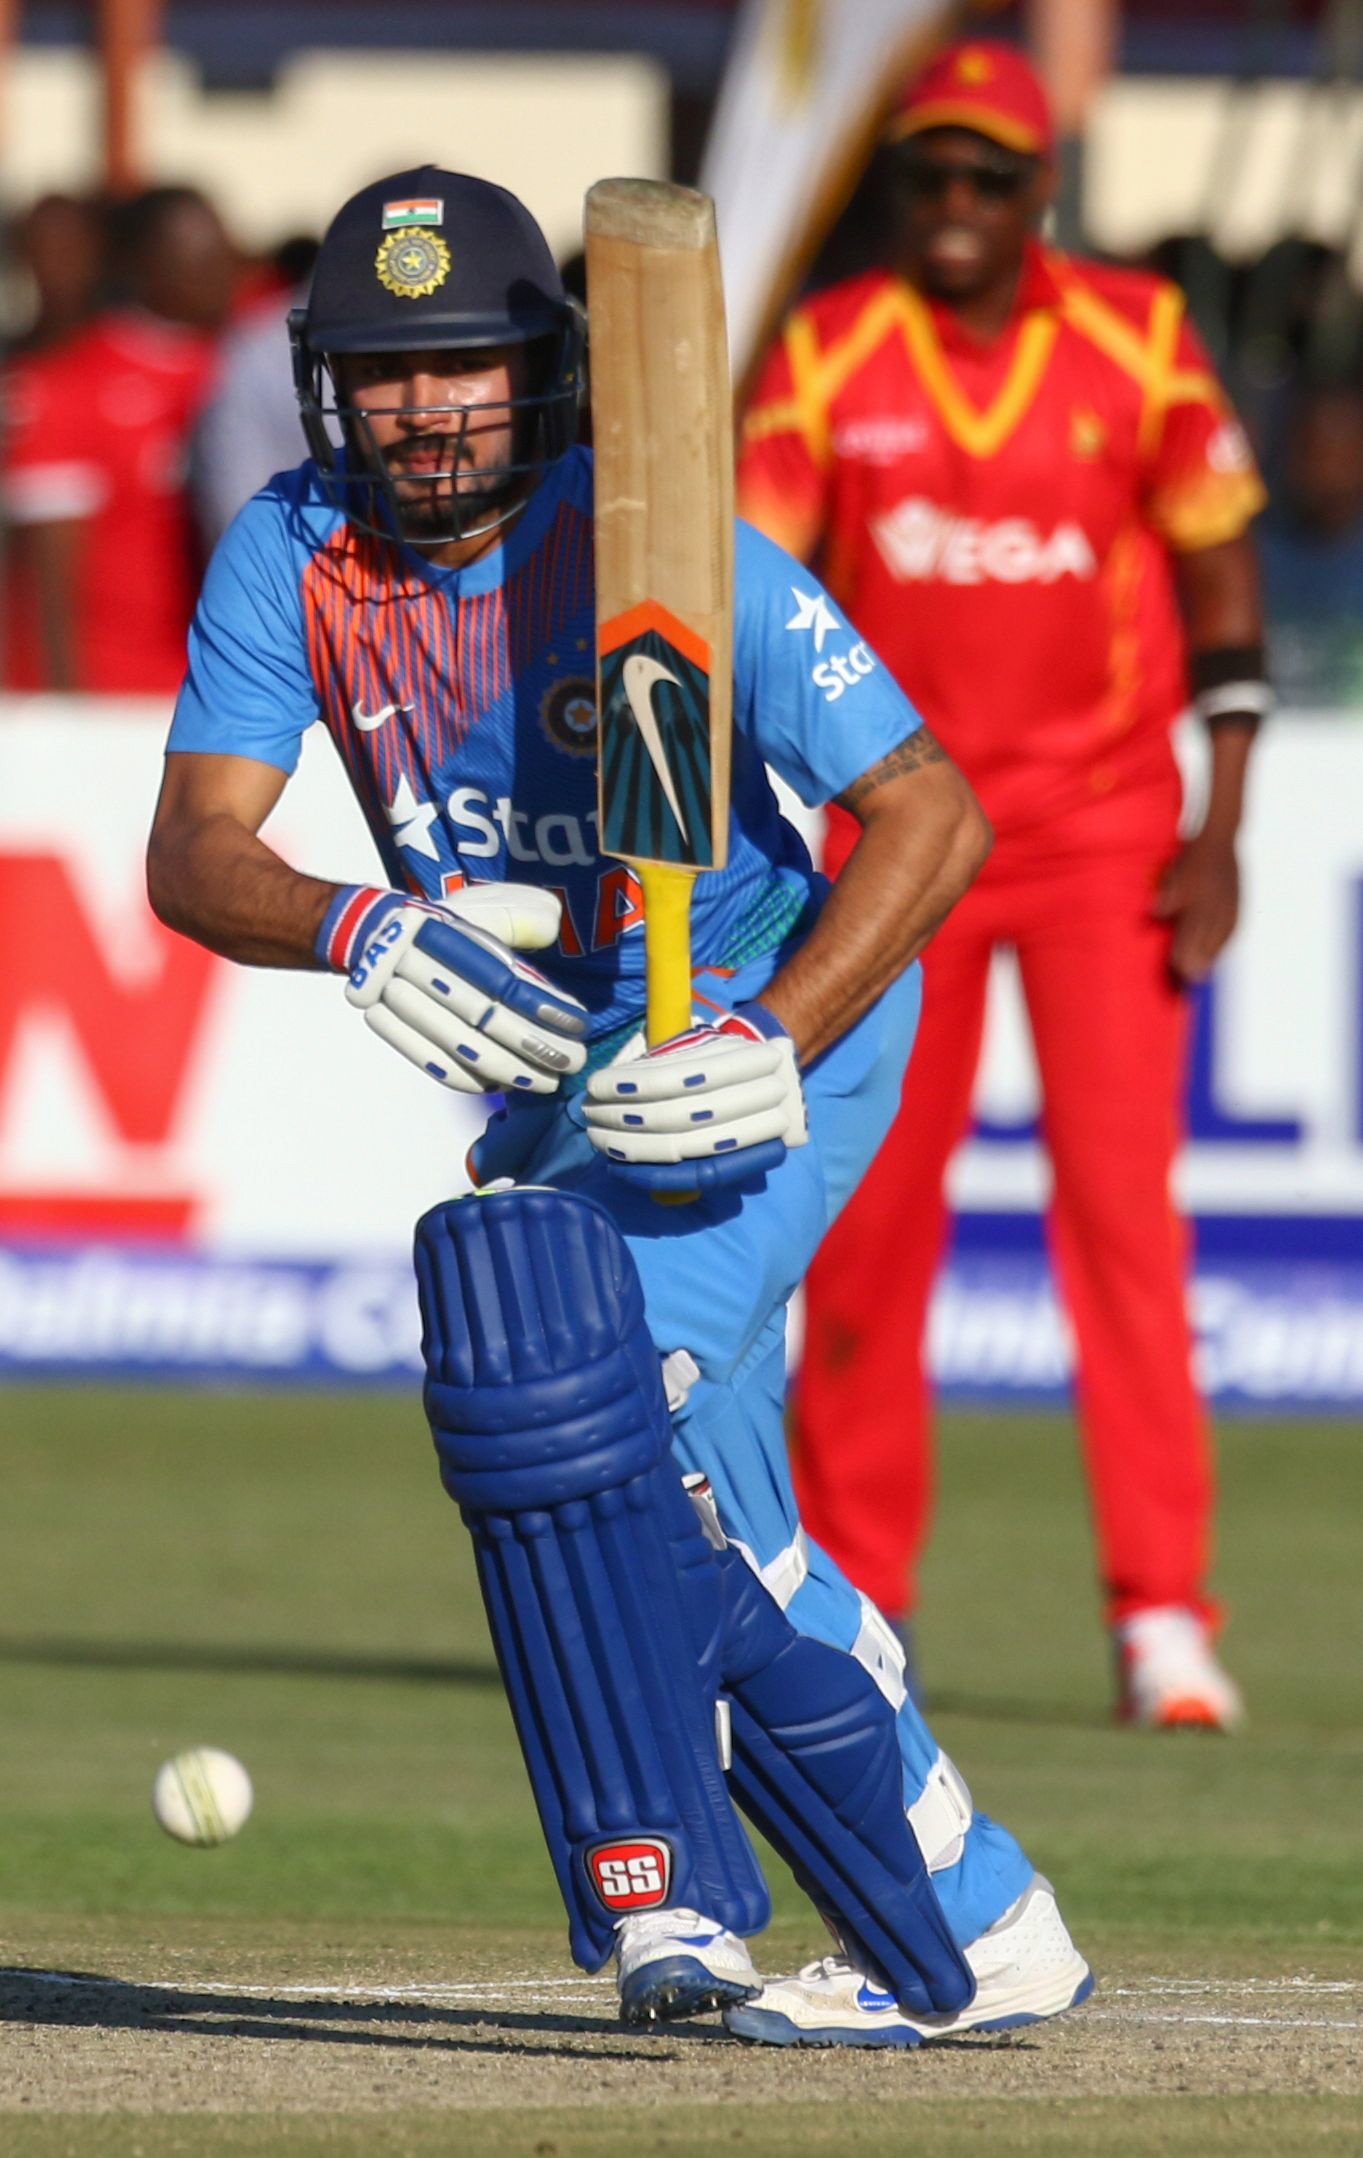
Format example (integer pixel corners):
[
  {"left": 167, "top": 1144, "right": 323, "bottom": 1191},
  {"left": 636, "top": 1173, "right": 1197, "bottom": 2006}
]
[{"left": 2, "top": 705, "right": 1360, "bottom": 1404}]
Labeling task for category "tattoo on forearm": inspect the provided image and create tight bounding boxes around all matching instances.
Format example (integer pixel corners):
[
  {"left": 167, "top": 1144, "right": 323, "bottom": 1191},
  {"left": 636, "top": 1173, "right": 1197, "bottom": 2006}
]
[{"left": 837, "top": 727, "right": 947, "bottom": 809}]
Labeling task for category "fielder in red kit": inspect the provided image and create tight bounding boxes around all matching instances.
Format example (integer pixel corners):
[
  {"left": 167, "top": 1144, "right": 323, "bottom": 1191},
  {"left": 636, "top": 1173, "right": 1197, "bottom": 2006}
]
[{"left": 738, "top": 40, "right": 1268, "bottom": 1729}]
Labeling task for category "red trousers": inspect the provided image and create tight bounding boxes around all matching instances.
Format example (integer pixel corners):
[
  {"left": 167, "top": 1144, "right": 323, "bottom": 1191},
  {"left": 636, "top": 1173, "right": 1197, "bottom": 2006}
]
[{"left": 793, "top": 833, "right": 1216, "bottom": 1629}]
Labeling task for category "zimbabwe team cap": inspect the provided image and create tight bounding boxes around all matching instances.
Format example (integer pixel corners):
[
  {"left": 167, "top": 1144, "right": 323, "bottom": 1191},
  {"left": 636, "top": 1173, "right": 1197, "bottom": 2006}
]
[
  {"left": 302, "top": 165, "right": 570, "bottom": 355},
  {"left": 885, "top": 40, "right": 1055, "bottom": 161}
]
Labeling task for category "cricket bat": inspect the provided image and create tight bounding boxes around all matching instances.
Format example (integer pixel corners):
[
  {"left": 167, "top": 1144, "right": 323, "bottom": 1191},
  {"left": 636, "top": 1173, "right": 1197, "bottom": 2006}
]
[{"left": 585, "top": 177, "right": 733, "bottom": 1053}]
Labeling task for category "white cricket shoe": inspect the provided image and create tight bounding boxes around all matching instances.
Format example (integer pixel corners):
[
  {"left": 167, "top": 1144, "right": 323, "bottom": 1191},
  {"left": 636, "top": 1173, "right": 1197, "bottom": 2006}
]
[
  {"left": 1116, "top": 1605, "right": 1245, "bottom": 1732},
  {"left": 616, "top": 1906, "right": 761, "bottom": 2026},
  {"left": 723, "top": 1875, "right": 1092, "bottom": 2049}
]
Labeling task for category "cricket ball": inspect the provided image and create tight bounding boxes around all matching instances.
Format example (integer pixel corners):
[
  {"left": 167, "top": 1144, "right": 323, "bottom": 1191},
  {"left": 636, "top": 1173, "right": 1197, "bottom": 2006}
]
[{"left": 151, "top": 1747, "right": 254, "bottom": 1846}]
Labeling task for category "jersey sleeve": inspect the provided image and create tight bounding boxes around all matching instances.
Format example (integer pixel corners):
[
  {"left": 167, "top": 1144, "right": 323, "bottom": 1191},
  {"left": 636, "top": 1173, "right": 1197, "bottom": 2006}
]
[
  {"left": 733, "top": 517, "right": 923, "bottom": 807},
  {"left": 167, "top": 483, "right": 319, "bottom": 773},
  {"left": 735, "top": 314, "right": 831, "bottom": 565},
  {"left": 1142, "top": 300, "right": 1267, "bottom": 552}
]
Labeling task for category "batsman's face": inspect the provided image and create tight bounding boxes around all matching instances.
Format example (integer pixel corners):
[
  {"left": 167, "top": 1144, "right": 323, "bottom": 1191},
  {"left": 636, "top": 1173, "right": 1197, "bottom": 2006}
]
[
  {"left": 890, "top": 127, "right": 1052, "bottom": 303},
  {"left": 338, "top": 345, "right": 527, "bottom": 539}
]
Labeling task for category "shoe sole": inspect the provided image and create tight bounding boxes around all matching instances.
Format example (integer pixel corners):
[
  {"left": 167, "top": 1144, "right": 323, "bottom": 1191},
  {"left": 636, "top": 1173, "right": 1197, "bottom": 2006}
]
[
  {"left": 724, "top": 1965, "right": 1094, "bottom": 2048},
  {"left": 954, "top": 1964, "right": 1095, "bottom": 2036},
  {"left": 723, "top": 2007, "right": 924, "bottom": 2049},
  {"left": 620, "top": 1955, "right": 760, "bottom": 2028},
  {"left": 1120, "top": 1699, "right": 1238, "bottom": 1732}
]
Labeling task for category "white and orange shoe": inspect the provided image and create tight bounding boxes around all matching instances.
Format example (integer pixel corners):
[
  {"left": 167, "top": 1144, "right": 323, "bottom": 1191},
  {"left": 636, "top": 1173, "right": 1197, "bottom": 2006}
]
[{"left": 1116, "top": 1605, "right": 1245, "bottom": 1732}]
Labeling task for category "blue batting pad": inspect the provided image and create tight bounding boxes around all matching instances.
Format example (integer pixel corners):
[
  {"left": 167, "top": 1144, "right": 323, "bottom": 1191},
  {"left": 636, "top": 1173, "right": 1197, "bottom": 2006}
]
[
  {"left": 414, "top": 1186, "right": 770, "bottom": 1972},
  {"left": 710, "top": 1542, "right": 973, "bottom": 2015}
]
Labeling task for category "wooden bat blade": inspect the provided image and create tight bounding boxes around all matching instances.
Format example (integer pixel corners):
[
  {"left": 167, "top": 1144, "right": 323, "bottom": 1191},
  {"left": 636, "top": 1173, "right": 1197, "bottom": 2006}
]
[{"left": 586, "top": 177, "right": 733, "bottom": 879}]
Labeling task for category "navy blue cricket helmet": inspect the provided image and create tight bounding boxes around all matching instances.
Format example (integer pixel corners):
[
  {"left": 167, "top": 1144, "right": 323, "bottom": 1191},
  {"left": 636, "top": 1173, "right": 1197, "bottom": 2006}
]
[{"left": 290, "top": 166, "right": 584, "bottom": 545}]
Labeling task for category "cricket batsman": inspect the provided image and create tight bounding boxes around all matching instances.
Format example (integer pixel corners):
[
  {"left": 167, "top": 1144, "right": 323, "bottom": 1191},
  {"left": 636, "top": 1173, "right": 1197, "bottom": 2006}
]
[
  {"left": 737, "top": 41, "right": 1268, "bottom": 1729},
  {"left": 147, "top": 165, "right": 1092, "bottom": 2046}
]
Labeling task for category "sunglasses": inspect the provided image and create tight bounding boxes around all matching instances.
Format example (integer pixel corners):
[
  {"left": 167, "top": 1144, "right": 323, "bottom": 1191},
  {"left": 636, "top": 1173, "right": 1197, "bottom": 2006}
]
[{"left": 897, "top": 158, "right": 1031, "bottom": 203}]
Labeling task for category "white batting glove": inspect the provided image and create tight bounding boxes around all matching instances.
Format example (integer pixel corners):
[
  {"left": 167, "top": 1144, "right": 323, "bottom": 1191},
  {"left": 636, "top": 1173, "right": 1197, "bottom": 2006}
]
[
  {"left": 317, "top": 881, "right": 588, "bottom": 1096},
  {"left": 583, "top": 1003, "right": 807, "bottom": 1194}
]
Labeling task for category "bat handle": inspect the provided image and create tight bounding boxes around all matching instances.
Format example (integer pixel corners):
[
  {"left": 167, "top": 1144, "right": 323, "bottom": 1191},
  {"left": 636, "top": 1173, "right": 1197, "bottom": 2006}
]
[
  {"left": 638, "top": 860, "right": 699, "bottom": 1207},
  {"left": 640, "top": 860, "right": 697, "bottom": 1047}
]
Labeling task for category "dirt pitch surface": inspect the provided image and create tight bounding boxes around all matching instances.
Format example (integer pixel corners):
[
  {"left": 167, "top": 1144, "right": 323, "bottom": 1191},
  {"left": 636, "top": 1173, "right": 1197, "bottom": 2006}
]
[{"left": 3, "top": 1949, "right": 1360, "bottom": 2143}]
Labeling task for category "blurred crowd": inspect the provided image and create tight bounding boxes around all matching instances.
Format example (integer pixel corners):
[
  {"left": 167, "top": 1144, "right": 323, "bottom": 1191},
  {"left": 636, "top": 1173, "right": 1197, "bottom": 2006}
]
[
  {"left": 2, "top": 174, "right": 1361, "bottom": 706},
  {"left": 0, "top": 186, "right": 315, "bottom": 694}
]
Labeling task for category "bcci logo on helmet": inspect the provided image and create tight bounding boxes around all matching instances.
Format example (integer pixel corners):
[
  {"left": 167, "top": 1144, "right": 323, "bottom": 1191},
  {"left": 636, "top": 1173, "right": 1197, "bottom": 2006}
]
[
  {"left": 375, "top": 226, "right": 451, "bottom": 299},
  {"left": 586, "top": 1837, "right": 672, "bottom": 1912}
]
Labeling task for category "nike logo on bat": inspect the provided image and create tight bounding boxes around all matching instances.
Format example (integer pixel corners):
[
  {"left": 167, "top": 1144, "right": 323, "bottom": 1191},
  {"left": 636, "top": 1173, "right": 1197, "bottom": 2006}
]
[
  {"left": 353, "top": 701, "right": 412, "bottom": 732},
  {"left": 621, "top": 655, "right": 689, "bottom": 842}
]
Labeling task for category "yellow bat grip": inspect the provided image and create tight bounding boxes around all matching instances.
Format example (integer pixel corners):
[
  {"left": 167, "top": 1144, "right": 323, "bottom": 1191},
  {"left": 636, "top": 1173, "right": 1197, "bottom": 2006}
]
[
  {"left": 638, "top": 860, "right": 699, "bottom": 1206},
  {"left": 639, "top": 860, "right": 697, "bottom": 1047}
]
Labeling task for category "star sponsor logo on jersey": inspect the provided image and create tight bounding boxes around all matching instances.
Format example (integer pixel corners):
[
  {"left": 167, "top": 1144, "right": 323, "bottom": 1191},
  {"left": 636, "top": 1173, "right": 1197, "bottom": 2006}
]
[
  {"left": 384, "top": 773, "right": 441, "bottom": 860},
  {"left": 832, "top": 414, "right": 930, "bottom": 464},
  {"left": 785, "top": 585, "right": 839, "bottom": 653},
  {"left": 538, "top": 674, "right": 598, "bottom": 757},
  {"left": 375, "top": 226, "right": 451, "bottom": 299},
  {"left": 812, "top": 643, "right": 877, "bottom": 702},
  {"left": 872, "top": 496, "right": 1097, "bottom": 587},
  {"left": 786, "top": 584, "right": 878, "bottom": 702},
  {"left": 448, "top": 784, "right": 600, "bottom": 869}
]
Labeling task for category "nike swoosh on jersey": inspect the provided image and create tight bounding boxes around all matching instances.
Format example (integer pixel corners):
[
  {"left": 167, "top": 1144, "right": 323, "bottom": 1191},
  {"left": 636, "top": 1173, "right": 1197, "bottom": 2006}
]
[
  {"left": 352, "top": 701, "right": 412, "bottom": 732},
  {"left": 621, "top": 654, "right": 689, "bottom": 843}
]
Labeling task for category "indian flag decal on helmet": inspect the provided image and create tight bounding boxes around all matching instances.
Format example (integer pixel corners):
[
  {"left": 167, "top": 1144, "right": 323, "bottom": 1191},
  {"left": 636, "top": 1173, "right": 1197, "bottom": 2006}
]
[{"left": 382, "top": 198, "right": 443, "bottom": 229}]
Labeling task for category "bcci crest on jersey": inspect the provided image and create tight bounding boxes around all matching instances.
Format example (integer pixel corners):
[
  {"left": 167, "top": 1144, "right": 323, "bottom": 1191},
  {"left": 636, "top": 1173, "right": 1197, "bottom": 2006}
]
[
  {"left": 539, "top": 675, "right": 597, "bottom": 757},
  {"left": 596, "top": 600, "right": 716, "bottom": 869}
]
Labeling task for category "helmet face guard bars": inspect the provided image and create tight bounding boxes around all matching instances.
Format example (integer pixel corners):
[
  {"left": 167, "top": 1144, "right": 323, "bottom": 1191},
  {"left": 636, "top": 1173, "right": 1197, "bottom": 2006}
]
[{"left": 290, "top": 306, "right": 584, "bottom": 547}]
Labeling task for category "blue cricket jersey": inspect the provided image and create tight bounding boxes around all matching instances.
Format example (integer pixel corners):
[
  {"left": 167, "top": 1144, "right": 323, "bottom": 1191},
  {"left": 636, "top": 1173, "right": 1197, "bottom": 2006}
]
[{"left": 169, "top": 445, "right": 924, "bottom": 1038}]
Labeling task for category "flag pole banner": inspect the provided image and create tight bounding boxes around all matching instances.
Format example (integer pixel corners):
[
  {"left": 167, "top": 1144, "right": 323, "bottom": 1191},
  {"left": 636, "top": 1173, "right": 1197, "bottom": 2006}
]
[
  {"left": 701, "top": 0, "right": 959, "bottom": 391},
  {"left": 2, "top": 704, "right": 1362, "bottom": 1406}
]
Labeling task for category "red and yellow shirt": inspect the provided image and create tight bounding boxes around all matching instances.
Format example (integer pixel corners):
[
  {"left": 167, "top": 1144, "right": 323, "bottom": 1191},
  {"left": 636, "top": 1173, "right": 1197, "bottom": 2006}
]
[
  {"left": 1, "top": 311, "right": 216, "bottom": 692},
  {"left": 738, "top": 247, "right": 1266, "bottom": 848}
]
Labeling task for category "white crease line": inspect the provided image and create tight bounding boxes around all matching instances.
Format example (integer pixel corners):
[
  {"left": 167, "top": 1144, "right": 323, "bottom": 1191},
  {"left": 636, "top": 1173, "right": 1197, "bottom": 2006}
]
[
  {"left": 1106, "top": 1978, "right": 1360, "bottom": 1997},
  {"left": 6, "top": 1971, "right": 611, "bottom": 2003},
  {"left": 1087, "top": 2010, "right": 1363, "bottom": 2032},
  {"left": 10, "top": 1970, "right": 1362, "bottom": 2031}
]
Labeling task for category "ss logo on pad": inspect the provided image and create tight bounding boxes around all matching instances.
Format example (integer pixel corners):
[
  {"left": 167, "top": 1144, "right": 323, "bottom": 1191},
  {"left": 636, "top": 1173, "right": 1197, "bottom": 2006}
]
[{"left": 587, "top": 1837, "right": 672, "bottom": 1911}]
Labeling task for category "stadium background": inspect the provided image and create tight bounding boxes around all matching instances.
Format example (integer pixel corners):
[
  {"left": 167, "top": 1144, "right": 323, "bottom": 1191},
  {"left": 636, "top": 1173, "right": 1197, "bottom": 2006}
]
[
  {"left": 2, "top": 1, "right": 1360, "bottom": 1403},
  {"left": 1, "top": 11, "right": 1360, "bottom": 2151}
]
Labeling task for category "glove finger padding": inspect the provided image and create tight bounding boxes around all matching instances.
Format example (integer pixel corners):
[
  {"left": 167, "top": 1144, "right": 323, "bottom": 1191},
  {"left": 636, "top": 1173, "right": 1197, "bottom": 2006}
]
[
  {"left": 585, "top": 1068, "right": 791, "bottom": 1138},
  {"left": 583, "top": 1017, "right": 808, "bottom": 1176},
  {"left": 587, "top": 1034, "right": 780, "bottom": 1104},
  {"left": 347, "top": 904, "right": 587, "bottom": 1095},
  {"left": 393, "top": 941, "right": 586, "bottom": 1076},
  {"left": 593, "top": 1102, "right": 795, "bottom": 1167},
  {"left": 380, "top": 976, "right": 568, "bottom": 1094},
  {"left": 362, "top": 1000, "right": 487, "bottom": 1094}
]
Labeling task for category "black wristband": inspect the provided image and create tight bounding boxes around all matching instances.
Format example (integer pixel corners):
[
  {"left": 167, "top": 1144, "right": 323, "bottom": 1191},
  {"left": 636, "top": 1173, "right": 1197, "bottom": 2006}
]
[
  {"left": 1189, "top": 644, "right": 1266, "bottom": 696},
  {"left": 1189, "top": 643, "right": 1272, "bottom": 729}
]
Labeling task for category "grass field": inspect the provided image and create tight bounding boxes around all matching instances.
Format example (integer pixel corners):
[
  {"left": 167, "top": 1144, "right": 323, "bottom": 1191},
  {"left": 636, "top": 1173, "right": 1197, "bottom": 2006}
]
[{"left": 2, "top": 1385, "right": 1360, "bottom": 2155}]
